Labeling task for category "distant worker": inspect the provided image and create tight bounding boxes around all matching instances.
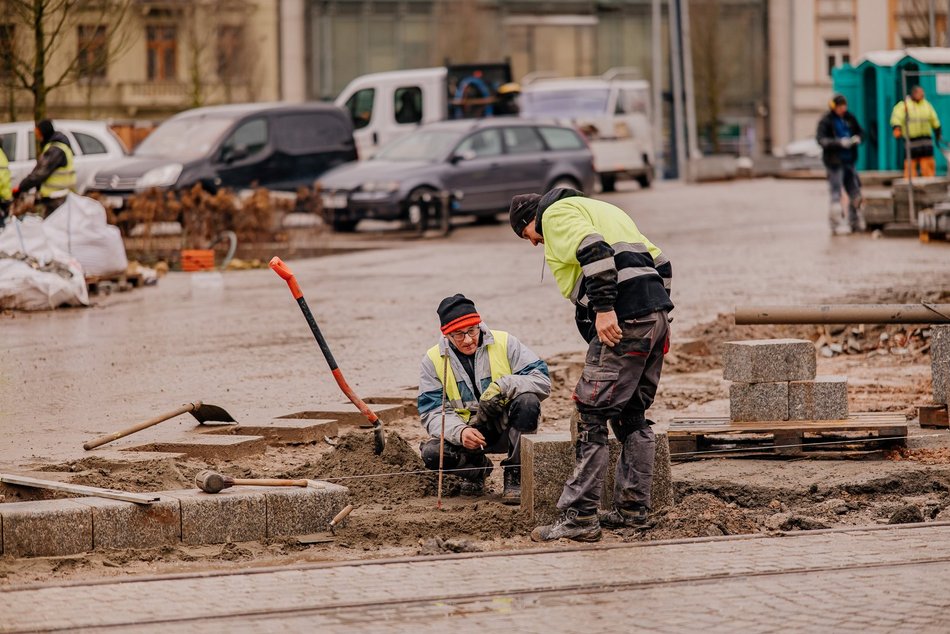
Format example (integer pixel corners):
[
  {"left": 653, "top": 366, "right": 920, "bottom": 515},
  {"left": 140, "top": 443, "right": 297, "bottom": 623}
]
[
  {"left": 495, "top": 83, "right": 521, "bottom": 116},
  {"left": 891, "top": 85, "right": 942, "bottom": 178},
  {"left": 816, "top": 95, "right": 865, "bottom": 234},
  {"left": 395, "top": 90, "right": 422, "bottom": 125},
  {"left": 0, "top": 145, "right": 11, "bottom": 228},
  {"left": 509, "top": 188, "right": 672, "bottom": 543},
  {"left": 417, "top": 294, "right": 551, "bottom": 504},
  {"left": 13, "top": 119, "right": 76, "bottom": 216}
]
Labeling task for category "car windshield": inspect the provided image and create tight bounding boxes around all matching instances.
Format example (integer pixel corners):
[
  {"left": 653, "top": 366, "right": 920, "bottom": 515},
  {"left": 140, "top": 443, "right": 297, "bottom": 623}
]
[
  {"left": 134, "top": 116, "right": 236, "bottom": 161},
  {"left": 521, "top": 88, "right": 611, "bottom": 117},
  {"left": 374, "top": 129, "right": 461, "bottom": 161}
]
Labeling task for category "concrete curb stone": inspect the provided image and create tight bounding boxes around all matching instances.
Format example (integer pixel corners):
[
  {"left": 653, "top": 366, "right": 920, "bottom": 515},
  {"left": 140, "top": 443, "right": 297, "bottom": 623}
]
[{"left": 0, "top": 499, "right": 92, "bottom": 557}]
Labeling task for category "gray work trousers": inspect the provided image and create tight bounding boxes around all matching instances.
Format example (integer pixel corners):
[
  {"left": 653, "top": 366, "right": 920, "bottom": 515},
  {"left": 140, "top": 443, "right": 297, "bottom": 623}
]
[{"left": 557, "top": 310, "right": 669, "bottom": 515}]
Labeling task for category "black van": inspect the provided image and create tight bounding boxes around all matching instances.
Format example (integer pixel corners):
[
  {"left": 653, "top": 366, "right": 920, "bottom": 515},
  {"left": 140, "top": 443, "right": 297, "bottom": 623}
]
[{"left": 89, "top": 102, "right": 357, "bottom": 208}]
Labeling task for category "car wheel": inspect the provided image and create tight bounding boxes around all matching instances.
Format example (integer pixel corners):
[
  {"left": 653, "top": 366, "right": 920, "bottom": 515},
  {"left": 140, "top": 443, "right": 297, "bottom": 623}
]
[
  {"left": 636, "top": 160, "right": 654, "bottom": 189},
  {"left": 331, "top": 218, "right": 359, "bottom": 232},
  {"left": 548, "top": 176, "right": 581, "bottom": 193},
  {"left": 599, "top": 174, "right": 617, "bottom": 192},
  {"left": 406, "top": 187, "right": 437, "bottom": 234}
]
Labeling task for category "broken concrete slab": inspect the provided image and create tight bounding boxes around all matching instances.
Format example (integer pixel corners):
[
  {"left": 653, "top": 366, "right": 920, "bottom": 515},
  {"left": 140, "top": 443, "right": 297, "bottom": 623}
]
[
  {"left": 730, "top": 381, "right": 789, "bottom": 422},
  {"left": 201, "top": 419, "right": 338, "bottom": 445},
  {"left": 788, "top": 376, "right": 849, "bottom": 421},
  {"left": 0, "top": 499, "right": 92, "bottom": 557},
  {"left": 238, "top": 483, "right": 350, "bottom": 538},
  {"left": 277, "top": 402, "right": 414, "bottom": 427},
  {"left": 74, "top": 496, "right": 181, "bottom": 550},
  {"left": 521, "top": 432, "right": 673, "bottom": 525},
  {"left": 933, "top": 325, "right": 949, "bottom": 404},
  {"left": 126, "top": 434, "right": 267, "bottom": 460},
  {"left": 722, "top": 339, "right": 816, "bottom": 383},
  {"left": 161, "top": 489, "right": 266, "bottom": 545}
]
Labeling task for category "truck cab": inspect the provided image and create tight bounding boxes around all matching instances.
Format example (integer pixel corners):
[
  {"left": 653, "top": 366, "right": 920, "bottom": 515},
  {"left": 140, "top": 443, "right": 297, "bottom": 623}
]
[{"left": 335, "top": 63, "right": 513, "bottom": 158}]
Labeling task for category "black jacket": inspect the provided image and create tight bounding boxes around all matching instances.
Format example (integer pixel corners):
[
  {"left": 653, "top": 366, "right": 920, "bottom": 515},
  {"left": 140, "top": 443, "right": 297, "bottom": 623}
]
[
  {"left": 816, "top": 111, "right": 863, "bottom": 168},
  {"left": 19, "top": 132, "right": 73, "bottom": 194}
]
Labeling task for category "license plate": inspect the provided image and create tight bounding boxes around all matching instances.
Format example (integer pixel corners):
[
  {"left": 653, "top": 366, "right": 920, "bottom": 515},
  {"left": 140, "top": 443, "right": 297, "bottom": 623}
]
[{"left": 321, "top": 193, "right": 348, "bottom": 209}]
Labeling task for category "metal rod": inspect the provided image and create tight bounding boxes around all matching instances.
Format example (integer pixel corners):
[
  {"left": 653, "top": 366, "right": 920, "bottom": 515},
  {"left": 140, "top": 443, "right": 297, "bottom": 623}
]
[
  {"left": 679, "top": 0, "right": 700, "bottom": 160},
  {"left": 735, "top": 304, "right": 950, "bottom": 325},
  {"left": 0, "top": 474, "right": 159, "bottom": 505}
]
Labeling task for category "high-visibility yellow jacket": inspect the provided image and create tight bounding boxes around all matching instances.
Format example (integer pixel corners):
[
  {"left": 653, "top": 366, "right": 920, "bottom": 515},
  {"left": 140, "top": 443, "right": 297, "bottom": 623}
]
[
  {"left": 38, "top": 141, "right": 76, "bottom": 198},
  {"left": 0, "top": 148, "right": 11, "bottom": 202},
  {"left": 890, "top": 98, "right": 941, "bottom": 139}
]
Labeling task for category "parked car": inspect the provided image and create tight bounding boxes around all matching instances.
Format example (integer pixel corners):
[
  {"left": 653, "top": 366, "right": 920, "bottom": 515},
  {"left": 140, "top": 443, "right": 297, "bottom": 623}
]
[
  {"left": 317, "top": 118, "right": 595, "bottom": 232},
  {"left": 0, "top": 120, "right": 128, "bottom": 193},
  {"left": 520, "top": 70, "right": 655, "bottom": 192},
  {"left": 88, "top": 102, "right": 357, "bottom": 209}
]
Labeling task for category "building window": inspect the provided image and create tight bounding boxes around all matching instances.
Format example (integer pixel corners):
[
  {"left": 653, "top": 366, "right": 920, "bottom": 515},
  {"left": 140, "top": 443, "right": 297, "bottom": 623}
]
[
  {"left": 146, "top": 25, "right": 177, "bottom": 81},
  {"left": 825, "top": 39, "right": 850, "bottom": 76},
  {"left": 77, "top": 25, "right": 108, "bottom": 80},
  {"left": 216, "top": 25, "right": 244, "bottom": 80},
  {"left": 0, "top": 24, "right": 14, "bottom": 81}
]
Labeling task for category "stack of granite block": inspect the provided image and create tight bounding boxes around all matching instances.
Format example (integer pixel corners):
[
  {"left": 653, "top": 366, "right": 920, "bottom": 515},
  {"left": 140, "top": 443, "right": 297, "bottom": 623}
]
[{"left": 722, "top": 339, "right": 849, "bottom": 422}]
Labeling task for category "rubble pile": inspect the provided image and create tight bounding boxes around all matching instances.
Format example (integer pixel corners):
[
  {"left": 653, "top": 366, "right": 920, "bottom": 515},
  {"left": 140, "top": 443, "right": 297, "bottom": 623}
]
[{"left": 814, "top": 323, "right": 934, "bottom": 359}]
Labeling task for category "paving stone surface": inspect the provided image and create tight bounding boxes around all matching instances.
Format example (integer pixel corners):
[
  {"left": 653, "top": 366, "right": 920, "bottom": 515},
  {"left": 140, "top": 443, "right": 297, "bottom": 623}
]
[
  {"left": 127, "top": 435, "right": 268, "bottom": 460},
  {"left": 74, "top": 496, "right": 181, "bottom": 551},
  {"left": 722, "top": 338, "right": 816, "bottom": 383},
  {"left": 201, "top": 419, "right": 339, "bottom": 445},
  {"left": 522, "top": 432, "right": 672, "bottom": 524},
  {"left": 0, "top": 499, "right": 92, "bottom": 557},
  {"left": 161, "top": 489, "right": 267, "bottom": 545},
  {"left": 788, "top": 375, "right": 849, "bottom": 420},
  {"left": 6, "top": 523, "right": 950, "bottom": 632},
  {"left": 277, "top": 402, "right": 413, "bottom": 427},
  {"left": 729, "top": 381, "right": 789, "bottom": 422},
  {"left": 934, "top": 325, "right": 950, "bottom": 404}
]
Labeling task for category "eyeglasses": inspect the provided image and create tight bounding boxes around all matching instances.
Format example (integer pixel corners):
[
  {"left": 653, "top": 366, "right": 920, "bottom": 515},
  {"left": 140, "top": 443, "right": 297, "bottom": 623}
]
[{"left": 448, "top": 326, "right": 480, "bottom": 343}]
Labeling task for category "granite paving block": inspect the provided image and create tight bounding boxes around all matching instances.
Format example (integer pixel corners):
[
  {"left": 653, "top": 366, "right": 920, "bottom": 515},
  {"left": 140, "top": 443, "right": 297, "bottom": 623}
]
[
  {"left": 277, "top": 402, "right": 413, "bottom": 427},
  {"left": 522, "top": 432, "right": 673, "bottom": 525},
  {"left": 238, "top": 483, "right": 350, "bottom": 538},
  {"left": 933, "top": 325, "right": 950, "bottom": 404},
  {"left": 126, "top": 434, "right": 267, "bottom": 459},
  {"left": 201, "top": 419, "right": 339, "bottom": 445},
  {"left": 730, "top": 381, "right": 789, "bottom": 422},
  {"left": 74, "top": 496, "right": 181, "bottom": 550},
  {"left": 161, "top": 489, "right": 266, "bottom": 545},
  {"left": 722, "top": 339, "right": 816, "bottom": 383},
  {"left": 788, "top": 376, "right": 849, "bottom": 421},
  {"left": 0, "top": 499, "right": 92, "bottom": 557}
]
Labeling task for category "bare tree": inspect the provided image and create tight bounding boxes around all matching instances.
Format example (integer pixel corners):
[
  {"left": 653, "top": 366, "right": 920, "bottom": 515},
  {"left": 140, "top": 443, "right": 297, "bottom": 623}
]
[{"left": 1, "top": 0, "right": 133, "bottom": 124}]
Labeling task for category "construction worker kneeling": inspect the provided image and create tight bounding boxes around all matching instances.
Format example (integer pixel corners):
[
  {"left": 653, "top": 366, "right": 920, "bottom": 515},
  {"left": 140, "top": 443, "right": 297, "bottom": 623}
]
[{"left": 417, "top": 294, "right": 551, "bottom": 504}]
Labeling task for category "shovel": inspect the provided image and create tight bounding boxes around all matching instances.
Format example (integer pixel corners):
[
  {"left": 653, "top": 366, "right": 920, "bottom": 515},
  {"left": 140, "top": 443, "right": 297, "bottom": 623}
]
[
  {"left": 83, "top": 401, "right": 236, "bottom": 450},
  {"left": 295, "top": 504, "right": 355, "bottom": 544}
]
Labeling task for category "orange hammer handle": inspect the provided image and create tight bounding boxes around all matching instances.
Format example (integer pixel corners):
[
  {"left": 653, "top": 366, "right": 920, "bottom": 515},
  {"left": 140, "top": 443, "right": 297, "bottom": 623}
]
[{"left": 231, "top": 478, "right": 309, "bottom": 487}]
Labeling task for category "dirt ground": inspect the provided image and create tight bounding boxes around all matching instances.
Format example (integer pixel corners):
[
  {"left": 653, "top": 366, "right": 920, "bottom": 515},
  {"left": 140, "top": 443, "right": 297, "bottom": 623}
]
[{"left": 1, "top": 179, "right": 949, "bottom": 586}]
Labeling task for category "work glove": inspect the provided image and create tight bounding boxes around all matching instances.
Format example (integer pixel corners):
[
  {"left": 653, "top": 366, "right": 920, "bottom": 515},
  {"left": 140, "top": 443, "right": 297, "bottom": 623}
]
[
  {"left": 935, "top": 128, "right": 942, "bottom": 142},
  {"left": 839, "top": 136, "right": 853, "bottom": 149},
  {"left": 850, "top": 135, "right": 861, "bottom": 145},
  {"left": 893, "top": 127, "right": 902, "bottom": 139},
  {"left": 473, "top": 382, "right": 507, "bottom": 434},
  {"left": 11, "top": 186, "right": 20, "bottom": 200}
]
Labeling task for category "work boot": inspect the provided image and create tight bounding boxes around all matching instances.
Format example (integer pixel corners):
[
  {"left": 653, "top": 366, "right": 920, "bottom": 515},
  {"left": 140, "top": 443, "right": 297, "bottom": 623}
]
[
  {"left": 459, "top": 476, "right": 485, "bottom": 496},
  {"left": 530, "top": 508, "right": 602, "bottom": 542},
  {"left": 599, "top": 504, "right": 649, "bottom": 529},
  {"left": 502, "top": 467, "right": 521, "bottom": 505}
]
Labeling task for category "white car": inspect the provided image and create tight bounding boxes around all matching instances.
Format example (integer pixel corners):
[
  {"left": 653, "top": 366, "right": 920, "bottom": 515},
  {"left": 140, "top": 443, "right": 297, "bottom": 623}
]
[{"left": 0, "top": 120, "right": 128, "bottom": 194}]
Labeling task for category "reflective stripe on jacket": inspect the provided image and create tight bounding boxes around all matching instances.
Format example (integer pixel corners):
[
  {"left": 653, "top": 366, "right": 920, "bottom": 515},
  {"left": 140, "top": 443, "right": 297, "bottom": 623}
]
[
  {"left": 39, "top": 141, "right": 76, "bottom": 198},
  {"left": 417, "top": 324, "right": 551, "bottom": 445},
  {"left": 539, "top": 195, "right": 673, "bottom": 320},
  {"left": 890, "top": 98, "right": 941, "bottom": 139},
  {"left": 0, "top": 149, "right": 10, "bottom": 202}
]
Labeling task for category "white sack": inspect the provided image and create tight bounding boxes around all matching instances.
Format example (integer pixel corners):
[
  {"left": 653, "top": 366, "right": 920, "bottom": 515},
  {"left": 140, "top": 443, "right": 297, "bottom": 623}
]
[{"left": 45, "top": 193, "right": 128, "bottom": 277}]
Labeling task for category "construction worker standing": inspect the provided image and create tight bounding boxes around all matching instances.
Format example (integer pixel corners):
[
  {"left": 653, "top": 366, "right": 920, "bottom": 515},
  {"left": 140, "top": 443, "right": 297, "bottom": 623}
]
[
  {"left": 891, "top": 85, "right": 942, "bottom": 178},
  {"left": 0, "top": 145, "right": 11, "bottom": 228},
  {"left": 13, "top": 119, "right": 76, "bottom": 216},
  {"left": 417, "top": 294, "right": 551, "bottom": 504},
  {"left": 816, "top": 95, "right": 865, "bottom": 234},
  {"left": 509, "top": 187, "right": 673, "bottom": 542}
]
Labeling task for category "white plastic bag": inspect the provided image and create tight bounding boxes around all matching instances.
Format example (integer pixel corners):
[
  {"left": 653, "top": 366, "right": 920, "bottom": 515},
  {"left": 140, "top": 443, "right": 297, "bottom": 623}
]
[
  {"left": 45, "top": 193, "right": 128, "bottom": 277},
  {"left": 0, "top": 216, "right": 89, "bottom": 310}
]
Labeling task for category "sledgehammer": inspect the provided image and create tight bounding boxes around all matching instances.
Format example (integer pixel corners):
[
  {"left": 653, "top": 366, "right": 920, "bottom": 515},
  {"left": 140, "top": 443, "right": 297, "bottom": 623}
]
[{"left": 195, "top": 469, "right": 309, "bottom": 494}]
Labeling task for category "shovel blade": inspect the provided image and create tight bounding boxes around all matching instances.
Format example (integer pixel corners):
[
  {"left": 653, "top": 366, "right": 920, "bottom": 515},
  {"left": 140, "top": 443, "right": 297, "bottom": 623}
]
[{"left": 189, "top": 403, "right": 237, "bottom": 424}]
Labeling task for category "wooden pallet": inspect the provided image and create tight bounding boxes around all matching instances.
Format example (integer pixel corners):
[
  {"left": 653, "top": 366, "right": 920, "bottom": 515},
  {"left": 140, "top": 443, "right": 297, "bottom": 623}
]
[
  {"left": 668, "top": 413, "right": 907, "bottom": 461},
  {"left": 86, "top": 271, "right": 144, "bottom": 294}
]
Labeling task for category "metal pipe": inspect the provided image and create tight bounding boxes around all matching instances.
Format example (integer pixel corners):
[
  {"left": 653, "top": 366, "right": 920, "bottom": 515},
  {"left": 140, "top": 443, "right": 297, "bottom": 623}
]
[{"left": 735, "top": 304, "right": 950, "bottom": 325}]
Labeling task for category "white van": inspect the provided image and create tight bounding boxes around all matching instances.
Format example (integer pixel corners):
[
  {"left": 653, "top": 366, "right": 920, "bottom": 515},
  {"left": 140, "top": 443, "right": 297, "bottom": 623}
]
[
  {"left": 335, "top": 63, "right": 513, "bottom": 158},
  {"left": 520, "top": 71, "right": 655, "bottom": 191}
]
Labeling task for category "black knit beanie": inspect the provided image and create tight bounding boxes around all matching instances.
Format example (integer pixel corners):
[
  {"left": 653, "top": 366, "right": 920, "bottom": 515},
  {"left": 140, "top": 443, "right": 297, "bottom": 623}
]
[
  {"left": 437, "top": 294, "right": 481, "bottom": 334},
  {"left": 36, "top": 119, "right": 55, "bottom": 144},
  {"left": 509, "top": 194, "right": 541, "bottom": 237}
]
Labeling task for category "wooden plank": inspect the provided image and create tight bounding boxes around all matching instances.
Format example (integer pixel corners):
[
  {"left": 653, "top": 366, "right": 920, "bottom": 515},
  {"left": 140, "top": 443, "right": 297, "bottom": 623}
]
[{"left": 0, "top": 473, "right": 158, "bottom": 505}]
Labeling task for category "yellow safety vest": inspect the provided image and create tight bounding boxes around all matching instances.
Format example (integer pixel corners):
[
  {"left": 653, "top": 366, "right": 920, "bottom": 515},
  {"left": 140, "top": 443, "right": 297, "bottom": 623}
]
[
  {"left": 426, "top": 330, "right": 512, "bottom": 422},
  {"left": 39, "top": 141, "right": 76, "bottom": 198},
  {"left": 0, "top": 148, "right": 10, "bottom": 202},
  {"left": 890, "top": 98, "right": 941, "bottom": 139}
]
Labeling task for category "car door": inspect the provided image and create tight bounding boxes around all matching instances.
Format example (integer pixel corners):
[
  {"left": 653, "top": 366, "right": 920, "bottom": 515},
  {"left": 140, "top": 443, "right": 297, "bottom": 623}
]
[
  {"left": 500, "top": 126, "right": 550, "bottom": 197},
  {"left": 270, "top": 111, "right": 357, "bottom": 190},
  {"left": 68, "top": 130, "right": 117, "bottom": 193},
  {"left": 343, "top": 87, "right": 377, "bottom": 158},
  {"left": 441, "top": 128, "right": 506, "bottom": 212},
  {"left": 214, "top": 116, "right": 273, "bottom": 190}
]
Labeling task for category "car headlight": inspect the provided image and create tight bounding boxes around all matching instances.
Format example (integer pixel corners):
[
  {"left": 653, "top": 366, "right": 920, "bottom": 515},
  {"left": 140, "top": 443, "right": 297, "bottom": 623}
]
[
  {"left": 362, "top": 181, "right": 400, "bottom": 194},
  {"left": 136, "top": 164, "right": 183, "bottom": 190}
]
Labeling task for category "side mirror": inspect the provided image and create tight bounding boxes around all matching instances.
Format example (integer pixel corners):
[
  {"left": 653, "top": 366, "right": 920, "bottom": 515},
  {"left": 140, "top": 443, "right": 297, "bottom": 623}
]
[
  {"left": 450, "top": 150, "right": 476, "bottom": 164},
  {"left": 223, "top": 145, "right": 250, "bottom": 163}
]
